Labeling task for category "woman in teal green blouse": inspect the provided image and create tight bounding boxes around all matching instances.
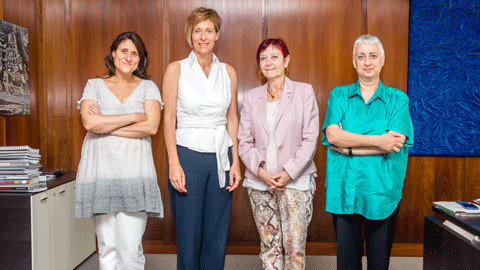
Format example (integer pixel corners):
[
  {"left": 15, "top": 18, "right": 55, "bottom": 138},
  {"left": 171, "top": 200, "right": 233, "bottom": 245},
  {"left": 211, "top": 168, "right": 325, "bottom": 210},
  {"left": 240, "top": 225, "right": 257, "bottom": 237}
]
[{"left": 322, "top": 35, "right": 413, "bottom": 270}]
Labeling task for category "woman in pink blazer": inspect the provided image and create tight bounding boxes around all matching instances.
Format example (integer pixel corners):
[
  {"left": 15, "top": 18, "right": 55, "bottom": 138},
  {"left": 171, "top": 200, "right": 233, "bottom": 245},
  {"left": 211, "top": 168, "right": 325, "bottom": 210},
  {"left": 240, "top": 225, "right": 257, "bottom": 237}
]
[{"left": 238, "top": 38, "right": 320, "bottom": 270}]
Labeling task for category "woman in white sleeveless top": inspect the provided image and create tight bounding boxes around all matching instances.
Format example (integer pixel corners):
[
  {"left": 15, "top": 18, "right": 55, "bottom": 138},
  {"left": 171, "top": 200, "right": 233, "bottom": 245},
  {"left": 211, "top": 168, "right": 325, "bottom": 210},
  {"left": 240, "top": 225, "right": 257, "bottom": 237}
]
[{"left": 162, "top": 7, "right": 241, "bottom": 270}]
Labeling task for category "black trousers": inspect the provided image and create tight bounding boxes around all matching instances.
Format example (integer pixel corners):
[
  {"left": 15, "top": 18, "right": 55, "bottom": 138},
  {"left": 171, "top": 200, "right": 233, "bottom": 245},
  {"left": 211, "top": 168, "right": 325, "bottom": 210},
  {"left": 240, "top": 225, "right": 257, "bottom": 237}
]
[{"left": 332, "top": 202, "right": 401, "bottom": 270}]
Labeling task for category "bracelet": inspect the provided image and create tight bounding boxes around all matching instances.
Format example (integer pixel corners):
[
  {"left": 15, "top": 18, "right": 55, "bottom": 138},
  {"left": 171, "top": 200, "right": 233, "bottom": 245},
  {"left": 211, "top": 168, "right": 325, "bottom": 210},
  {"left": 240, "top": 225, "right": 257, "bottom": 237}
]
[{"left": 348, "top": 147, "right": 353, "bottom": 157}]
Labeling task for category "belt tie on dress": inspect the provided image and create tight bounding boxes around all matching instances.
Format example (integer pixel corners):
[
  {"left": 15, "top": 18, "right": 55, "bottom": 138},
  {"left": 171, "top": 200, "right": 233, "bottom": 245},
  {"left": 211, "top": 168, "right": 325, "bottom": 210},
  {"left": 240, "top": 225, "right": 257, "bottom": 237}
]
[{"left": 177, "top": 116, "right": 230, "bottom": 188}]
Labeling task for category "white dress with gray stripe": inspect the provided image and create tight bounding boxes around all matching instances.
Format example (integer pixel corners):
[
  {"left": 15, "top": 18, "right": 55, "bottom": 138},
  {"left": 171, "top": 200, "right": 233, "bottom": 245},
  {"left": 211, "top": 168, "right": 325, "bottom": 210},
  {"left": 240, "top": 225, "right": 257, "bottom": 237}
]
[{"left": 73, "top": 78, "right": 164, "bottom": 218}]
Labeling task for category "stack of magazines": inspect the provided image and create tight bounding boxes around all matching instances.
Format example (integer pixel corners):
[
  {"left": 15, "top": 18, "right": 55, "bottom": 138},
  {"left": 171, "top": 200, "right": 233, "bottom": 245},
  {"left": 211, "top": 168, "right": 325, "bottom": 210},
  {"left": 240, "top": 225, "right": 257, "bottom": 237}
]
[
  {"left": 0, "top": 145, "right": 45, "bottom": 192},
  {"left": 434, "top": 200, "right": 480, "bottom": 217}
]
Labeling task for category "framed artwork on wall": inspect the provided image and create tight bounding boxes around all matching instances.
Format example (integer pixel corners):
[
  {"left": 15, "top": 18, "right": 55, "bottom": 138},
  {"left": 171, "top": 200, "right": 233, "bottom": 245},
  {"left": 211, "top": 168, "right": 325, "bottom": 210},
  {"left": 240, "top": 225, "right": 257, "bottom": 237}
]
[
  {"left": 0, "top": 20, "right": 29, "bottom": 115},
  {"left": 408, "top": 1, "right": 480, "bottom": 156}
]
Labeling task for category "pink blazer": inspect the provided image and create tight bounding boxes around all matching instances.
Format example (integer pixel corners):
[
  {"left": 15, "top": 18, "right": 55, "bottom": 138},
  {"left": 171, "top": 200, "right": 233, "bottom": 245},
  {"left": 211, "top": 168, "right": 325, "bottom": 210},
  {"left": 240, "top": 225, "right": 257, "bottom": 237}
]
[{"left": 238, "top": 77, "right": 320, "bottom": 181}]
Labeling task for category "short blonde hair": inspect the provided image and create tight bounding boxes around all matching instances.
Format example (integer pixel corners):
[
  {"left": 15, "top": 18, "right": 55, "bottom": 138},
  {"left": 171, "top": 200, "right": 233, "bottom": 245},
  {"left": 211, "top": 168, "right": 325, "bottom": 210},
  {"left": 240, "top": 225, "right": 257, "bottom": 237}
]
[{"left": 185, "top": 7, "right": 222, "bottom": 48}]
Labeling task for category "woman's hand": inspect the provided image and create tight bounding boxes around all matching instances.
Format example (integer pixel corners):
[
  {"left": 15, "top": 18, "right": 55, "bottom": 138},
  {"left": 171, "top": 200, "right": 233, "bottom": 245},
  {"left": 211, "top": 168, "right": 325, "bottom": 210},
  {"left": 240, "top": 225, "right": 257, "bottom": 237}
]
[
  {"left": 226, "top": 161, "right": 241, "bottom": 192},
  {"left": 88, "top": 103, "right": 100, "bottom": 115},
  {"left": 272, "top": 171, "right": 291, "bottom": 188},
  {"left": 169, "top": 162, "right": 187, "bottom": 193},
  {"left": 82, "top": 101, "right": 146, "bottom": 135},
  {"left": 258, "top": 167, "right": 283, "bottom": 192},
  {"left": 133, "top": 112, "right": 147, "bottom": 123},
  {"left": 377, "top": 131, "right": 406, "bottom": 153}
]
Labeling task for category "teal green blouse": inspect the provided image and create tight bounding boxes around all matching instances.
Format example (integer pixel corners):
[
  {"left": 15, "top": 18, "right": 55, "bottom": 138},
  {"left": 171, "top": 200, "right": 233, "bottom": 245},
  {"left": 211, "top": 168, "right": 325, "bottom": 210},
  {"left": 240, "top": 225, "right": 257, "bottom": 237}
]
[{"left": 321, "top": 81, "right": 413, "bottom": 220}]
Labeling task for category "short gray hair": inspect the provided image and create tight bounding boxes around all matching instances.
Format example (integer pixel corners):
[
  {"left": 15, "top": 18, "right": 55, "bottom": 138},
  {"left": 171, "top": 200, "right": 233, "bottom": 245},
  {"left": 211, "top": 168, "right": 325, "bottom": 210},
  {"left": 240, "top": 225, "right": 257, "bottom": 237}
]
[{"left": 353, "top": 34, "right": 384, "bottom": 58}]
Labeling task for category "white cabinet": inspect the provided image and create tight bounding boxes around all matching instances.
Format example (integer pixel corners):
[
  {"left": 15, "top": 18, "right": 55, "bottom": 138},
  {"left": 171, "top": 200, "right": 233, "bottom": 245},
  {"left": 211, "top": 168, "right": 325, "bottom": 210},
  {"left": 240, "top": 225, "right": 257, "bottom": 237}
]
[
  {"left": 31, "top": 180, "right": 95, "bottom": 270},
  {"left": 31, "top": 188, "right": 53, "bottom": 270}
]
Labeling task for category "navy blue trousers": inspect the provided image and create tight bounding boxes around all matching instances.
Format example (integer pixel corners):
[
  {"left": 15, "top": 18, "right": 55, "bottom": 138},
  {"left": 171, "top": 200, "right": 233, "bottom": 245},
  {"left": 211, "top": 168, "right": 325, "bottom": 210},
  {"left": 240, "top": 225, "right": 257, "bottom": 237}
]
[
  {"left": 332, "top": 202, "right": 401, "bottom": 270},
  {"left": 169, "top": 145, "right": 232, "bottom": 270}
]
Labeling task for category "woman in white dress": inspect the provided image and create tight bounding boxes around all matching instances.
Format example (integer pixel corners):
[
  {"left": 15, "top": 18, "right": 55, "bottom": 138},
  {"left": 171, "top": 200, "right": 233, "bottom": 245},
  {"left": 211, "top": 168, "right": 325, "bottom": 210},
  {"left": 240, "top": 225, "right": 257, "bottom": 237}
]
[
  {"left": 74, "top": 32, "right": 163, "bottom": 270},
  {"left": 162, "top": 7, "right": 241, "bottom": 270}
]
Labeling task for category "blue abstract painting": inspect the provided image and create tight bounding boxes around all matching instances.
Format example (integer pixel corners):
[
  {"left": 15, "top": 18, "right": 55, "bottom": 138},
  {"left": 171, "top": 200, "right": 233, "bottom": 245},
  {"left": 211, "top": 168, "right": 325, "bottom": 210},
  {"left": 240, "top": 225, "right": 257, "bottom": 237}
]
[{"left": 408, "top": 0, "right": 480, "bottom": 155}]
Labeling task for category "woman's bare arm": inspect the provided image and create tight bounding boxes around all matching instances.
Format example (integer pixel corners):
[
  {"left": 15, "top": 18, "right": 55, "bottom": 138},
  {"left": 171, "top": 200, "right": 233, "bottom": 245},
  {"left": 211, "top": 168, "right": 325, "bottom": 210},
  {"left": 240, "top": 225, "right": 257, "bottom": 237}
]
[
  {"left": 162, "top": 62, "right": 187, "bottom": 193},
  {"left": 80, "top": 99, "right": 145, "bottom": 134},
  {"left": 109, "top": 99, "right": 161, "bottom": 138},
  {"left": 225, "top": 64, "right": 241, "bottom": 192}
]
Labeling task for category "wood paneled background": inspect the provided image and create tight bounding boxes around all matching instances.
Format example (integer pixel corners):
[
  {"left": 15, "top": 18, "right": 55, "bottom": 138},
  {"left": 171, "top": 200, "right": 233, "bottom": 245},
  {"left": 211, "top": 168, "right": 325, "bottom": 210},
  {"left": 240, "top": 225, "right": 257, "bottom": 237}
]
[{"left": 1, "top": 0, "right": 478, "bottom": 256}]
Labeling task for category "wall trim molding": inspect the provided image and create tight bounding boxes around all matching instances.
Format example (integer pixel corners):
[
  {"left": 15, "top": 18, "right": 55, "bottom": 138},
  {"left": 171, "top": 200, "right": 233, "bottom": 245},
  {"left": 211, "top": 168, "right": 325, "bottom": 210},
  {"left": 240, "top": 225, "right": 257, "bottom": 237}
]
[{"left": 143, "top": 241, "right": 423, "bottom": 257}]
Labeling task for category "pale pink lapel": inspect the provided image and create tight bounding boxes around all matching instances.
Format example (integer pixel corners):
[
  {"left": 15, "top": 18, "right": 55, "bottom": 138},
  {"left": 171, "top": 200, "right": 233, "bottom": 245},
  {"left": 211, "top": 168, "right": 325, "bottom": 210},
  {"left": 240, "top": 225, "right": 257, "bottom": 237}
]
[
  {"left": 258, "top": 83, "right": 269, "bottom": 134},
  {"left": 275, "top": 77, "right": 293, "bottom": 129}
]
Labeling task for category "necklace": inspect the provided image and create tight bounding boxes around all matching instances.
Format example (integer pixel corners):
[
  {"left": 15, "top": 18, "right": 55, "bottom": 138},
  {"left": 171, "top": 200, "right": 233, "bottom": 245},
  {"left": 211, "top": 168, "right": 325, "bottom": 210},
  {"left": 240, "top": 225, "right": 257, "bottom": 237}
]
[{"left": 267, "top": 86, "right": 283, "bottom": 99}]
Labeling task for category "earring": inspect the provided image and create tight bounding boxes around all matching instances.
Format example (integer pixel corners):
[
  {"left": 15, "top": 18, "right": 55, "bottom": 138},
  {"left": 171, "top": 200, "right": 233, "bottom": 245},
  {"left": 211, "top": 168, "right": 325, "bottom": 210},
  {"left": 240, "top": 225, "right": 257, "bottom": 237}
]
[
  {"left": 258, "top": 70, "right": 264, "bottom": 78},
  {"left": 284, "top": 67, "right": 289, "bottom": 76}
]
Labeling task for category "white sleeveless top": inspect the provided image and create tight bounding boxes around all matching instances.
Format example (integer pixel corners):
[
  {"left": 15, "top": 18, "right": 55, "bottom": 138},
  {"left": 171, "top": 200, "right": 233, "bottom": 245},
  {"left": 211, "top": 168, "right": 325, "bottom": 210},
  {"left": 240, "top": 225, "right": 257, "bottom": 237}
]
[{"left": 176, "top": 51, "right": 233, "bottom": 187}]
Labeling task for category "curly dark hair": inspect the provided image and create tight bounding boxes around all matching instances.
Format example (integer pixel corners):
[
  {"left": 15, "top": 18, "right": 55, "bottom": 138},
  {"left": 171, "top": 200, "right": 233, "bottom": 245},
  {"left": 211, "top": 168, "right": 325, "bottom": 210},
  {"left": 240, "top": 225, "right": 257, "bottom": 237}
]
[{"left": 103, "top": 32, "right": 150, "bottom": 79}]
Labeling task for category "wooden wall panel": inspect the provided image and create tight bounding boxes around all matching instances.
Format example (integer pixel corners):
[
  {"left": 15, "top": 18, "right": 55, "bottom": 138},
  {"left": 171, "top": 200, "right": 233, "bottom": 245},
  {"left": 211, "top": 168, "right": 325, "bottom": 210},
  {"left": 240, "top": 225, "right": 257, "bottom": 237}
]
[
  {"left": 434, "top": 157, "right": 465, "bottom": 201},
  {"left": 367, "top": 0, "right": 410, "bottom": 92},
  {"left": 269, "top": 0, "right": 361, "bottom": 92},
  {"left": 161, "top": 0, "right": 265, "bottom": 245},
  {"left": 465, "top": 157, "right": 480, "bottom": 201},
  {"left": 70, "top": 0, "right": 114, "bottom": 173},
  {"left": 268, "top": 0, "right": 362, "bottom": 242},
  {"left": 397, "top": 156, "right": 436, "bottom": 243},
  {"left": 42, "top": 0, "right": 71, "bottom": 169},
  {"left": 68, "top": 0, "right": 168, "bottom": 241},
  {"left": 367, "top": 0, "right": 414, "bottom": 244},
  {"left": 3, "top": 0, "right": 480, "bottom": 256},
  {"left": 160, "top": 0, "right": 200, "bottom": 244},
  {"left": 208, "top": 1, "right": 265, "bottom": 245},
  {"left": 0, "top": 117, "right": 5, "bottom": 146}
]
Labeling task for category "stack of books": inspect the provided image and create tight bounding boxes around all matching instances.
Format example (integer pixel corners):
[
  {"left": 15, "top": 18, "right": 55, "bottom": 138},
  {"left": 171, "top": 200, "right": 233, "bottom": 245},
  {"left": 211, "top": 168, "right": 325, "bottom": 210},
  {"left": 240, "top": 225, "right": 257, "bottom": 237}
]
[
  {"left": 0, "top": 145, "right": 45, "bottom": 192},
  {"left": 434, "top": 201, "right": 480, "bottom": 217}
]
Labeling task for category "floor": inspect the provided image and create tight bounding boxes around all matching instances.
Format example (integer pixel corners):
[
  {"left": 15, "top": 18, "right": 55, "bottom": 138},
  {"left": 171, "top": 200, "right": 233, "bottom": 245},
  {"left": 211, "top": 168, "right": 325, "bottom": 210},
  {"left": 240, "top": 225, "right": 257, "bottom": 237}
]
[{"left": 75, "top": 253, "right": 423, "bottom": 269}]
